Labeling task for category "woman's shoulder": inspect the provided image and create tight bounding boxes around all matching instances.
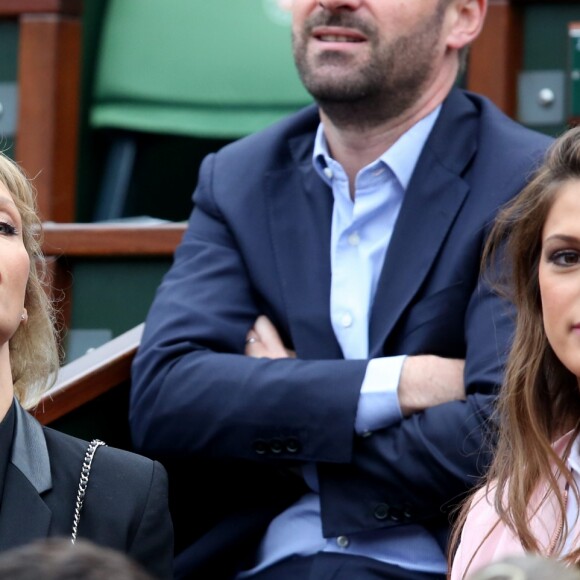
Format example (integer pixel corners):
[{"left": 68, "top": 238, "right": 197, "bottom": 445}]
[
  {"left": 465, "top": 484, "right": 497, "bottom": 520},
  {"left": 41, "top": 426, "right": 167, "bottom": 492},
  {"left": 37, "top": 427, "right": 173, "bottom": 578},
  {"left": 451, "top": 484, "right": 523, "bottom": 580}
]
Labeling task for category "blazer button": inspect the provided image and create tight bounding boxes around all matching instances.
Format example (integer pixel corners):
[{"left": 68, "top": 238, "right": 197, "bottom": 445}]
[
  {"left": 389, "top": 507, "right": 403, "bottom": 522},
  {"left": 270, "top": 438, "right": 283, "bottom": 454},
  {"left": 252, "top": 439, "right": 268, "bottom": 455},
  {"left": 285, "top": 437, "right": 301, "bottom": 453},
  {"left": 373, "top": 503, "right": 390, "bottom": 520}
]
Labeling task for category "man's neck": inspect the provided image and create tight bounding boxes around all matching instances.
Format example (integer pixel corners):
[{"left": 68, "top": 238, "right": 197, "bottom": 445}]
[{"left": 319, "top": 73, "right": 455, "bottom": 194}]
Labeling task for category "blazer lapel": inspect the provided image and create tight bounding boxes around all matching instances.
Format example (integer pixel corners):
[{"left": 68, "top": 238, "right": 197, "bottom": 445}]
[
  {"left": 0, "top": 402, "right": 52, "bottom": 550},
  {"left": 369, "top": 90, "right": 478, "bottom": 355},
  {"left": 0, "top": 465, "right": 52, "bottom": 550},
  {"left": 265, "top": 132, "right": 342, "bottom": 359}
]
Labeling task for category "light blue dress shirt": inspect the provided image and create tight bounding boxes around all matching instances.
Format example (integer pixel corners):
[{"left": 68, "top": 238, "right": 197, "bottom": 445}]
[{"left": 238, "top": 106, "right": 445, "bottom": 577}]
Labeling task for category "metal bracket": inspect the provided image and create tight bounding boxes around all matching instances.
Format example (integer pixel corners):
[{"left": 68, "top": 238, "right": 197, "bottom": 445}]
[
  {"left": 0, "top": 82, "right": 17, "bottom": 138},
  {"left": 517, "top": 70, "right": 565, "bottom": 126}
]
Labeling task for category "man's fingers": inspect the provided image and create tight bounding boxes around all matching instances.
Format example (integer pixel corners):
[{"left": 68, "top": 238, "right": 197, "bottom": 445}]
[
  {"left": 245, "top": 336, "right": 270, "bottom": 357},
  {"left": 254, "top": 315, "right": 285, "bottom": 349},
  {"left": 245, "top": 315, "right": 289, "bottom": 358}
]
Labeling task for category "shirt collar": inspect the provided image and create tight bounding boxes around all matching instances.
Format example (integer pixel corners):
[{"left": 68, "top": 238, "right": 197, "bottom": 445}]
[{"left": 312, "top": 105, "right": 441, "bottom": 190}]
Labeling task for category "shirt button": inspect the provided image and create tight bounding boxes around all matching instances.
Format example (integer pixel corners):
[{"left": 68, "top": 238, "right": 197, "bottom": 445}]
[
  {"left": 347, "top": 232, "right": 360, "bottom": 246},
  {"left": 323, "top": 167, "right": 334, "bottom": 180},
  {"left": 373, "top": 167, "right": 385, "bottom": 176},
  {"left": 341, "top": 313, "right": 353, "bottom": 328},
  {"left": 336, "top": 535, "right": 350, "bottom": 548}
]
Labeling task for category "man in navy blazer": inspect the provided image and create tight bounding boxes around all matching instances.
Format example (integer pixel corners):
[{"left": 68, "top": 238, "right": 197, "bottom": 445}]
[{"left": 130, "top": 0, "right": 552, "bottom": 578}]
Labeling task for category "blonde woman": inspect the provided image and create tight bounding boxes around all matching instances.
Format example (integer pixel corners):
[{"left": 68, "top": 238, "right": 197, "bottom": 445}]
[
  {"left": 451, "top": 127, "right": 580, "bottom": 578},
  {"left": 0, "top": 153, "right": 173, "bottom": 579}
]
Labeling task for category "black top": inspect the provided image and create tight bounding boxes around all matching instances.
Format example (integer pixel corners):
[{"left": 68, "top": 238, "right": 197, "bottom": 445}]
[{"left": 0, "top": 402, "right": 15, "bottom": 507}]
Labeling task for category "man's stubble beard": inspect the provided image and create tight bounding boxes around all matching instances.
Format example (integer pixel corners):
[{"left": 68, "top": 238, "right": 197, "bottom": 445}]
[{"left": 292, "top": 7, "right": 446, "bottom": 131}]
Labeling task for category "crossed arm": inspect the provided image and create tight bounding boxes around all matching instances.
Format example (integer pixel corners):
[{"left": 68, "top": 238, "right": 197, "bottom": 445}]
[{"left": 245, "top": 315, "right": 466, "bottom": 418}]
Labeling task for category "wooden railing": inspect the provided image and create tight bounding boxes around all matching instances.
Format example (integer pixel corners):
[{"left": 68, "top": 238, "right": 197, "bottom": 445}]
[
  {"left": 42, "top": 221, "right": 186, "bottom": 257},
  {"left": 31, "top": 222, "right": 186, "bottom": 425},
  {"left": 41, "top": 221, "right": 186, "bottom": 329},
  {"left": 32, "top": 322, "right": 143, "bottom": 425}
]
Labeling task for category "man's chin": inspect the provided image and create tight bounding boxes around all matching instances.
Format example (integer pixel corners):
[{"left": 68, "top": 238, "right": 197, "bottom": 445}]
[{"left": 304, "top": 78, "right": 371, "bottom": 104}]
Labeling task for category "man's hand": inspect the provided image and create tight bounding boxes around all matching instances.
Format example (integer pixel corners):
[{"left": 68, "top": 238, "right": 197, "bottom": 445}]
[
  {"left": 398, "top": 355, "right": 465, "bottom": 417},
  {"left": 245, "top": 315, "right": 296, "bottom": 359}
]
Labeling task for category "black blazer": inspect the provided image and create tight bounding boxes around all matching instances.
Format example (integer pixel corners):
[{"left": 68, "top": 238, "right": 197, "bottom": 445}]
[
  {"left": 131, "top": 88, "right": 553, "bottom": 576},
  {"left": 0, "top": 402, "right": 173, "bottom": 579}
]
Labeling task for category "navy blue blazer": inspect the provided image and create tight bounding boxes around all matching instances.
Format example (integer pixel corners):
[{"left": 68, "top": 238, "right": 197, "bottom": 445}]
[{"left": 130, "top": 88, "right": 552, "bottom": 573}]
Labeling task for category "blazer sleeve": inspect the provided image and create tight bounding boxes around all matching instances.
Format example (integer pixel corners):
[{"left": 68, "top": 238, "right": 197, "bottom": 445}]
[
  {"left": 127, "top": 460, "right": 174, "bottom": 580},
  {"left": 130, "top": 153, "right": 368, "bottom": 465}
]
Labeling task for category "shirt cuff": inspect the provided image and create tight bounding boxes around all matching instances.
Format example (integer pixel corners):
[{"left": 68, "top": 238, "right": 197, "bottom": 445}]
[{"left": 354, "top": 356, "right": 406, "bottom": 435}]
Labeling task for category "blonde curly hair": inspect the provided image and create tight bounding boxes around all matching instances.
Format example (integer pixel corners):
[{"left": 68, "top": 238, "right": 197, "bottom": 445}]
[{"left": 0, "top": 152, "right": 60, "bottom": 407}]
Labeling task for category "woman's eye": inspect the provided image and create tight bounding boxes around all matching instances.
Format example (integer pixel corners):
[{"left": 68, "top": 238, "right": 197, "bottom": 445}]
[
  {"left": 550, "top": 250, "right": 580, "bottom": 266},
  {"left": 0, "top": 221, "right": 17, "bottom": 236}
]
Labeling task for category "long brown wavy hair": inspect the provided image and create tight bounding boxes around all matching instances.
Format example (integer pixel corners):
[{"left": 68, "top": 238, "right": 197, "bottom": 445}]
[
  {"left": 449, "top": 126, "right": 580, "bottom": 575},
  {"left": 0, "top": 153, "right": 60, "bottom": 407}
]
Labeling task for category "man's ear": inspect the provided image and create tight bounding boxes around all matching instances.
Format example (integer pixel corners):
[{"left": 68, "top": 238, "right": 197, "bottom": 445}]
[{"left": 445, "top": 0, "right": 487, "bottom": 51}]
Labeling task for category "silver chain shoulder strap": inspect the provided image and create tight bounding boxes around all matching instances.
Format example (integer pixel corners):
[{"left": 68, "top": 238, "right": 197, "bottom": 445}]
[{"left": 71, "top": 439, "right": 106, "bottom": 544}]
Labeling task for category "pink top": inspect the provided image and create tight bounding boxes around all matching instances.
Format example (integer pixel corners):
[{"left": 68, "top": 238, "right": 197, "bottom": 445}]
[{"left": 450, "top": 432, "right": 580, "bottom": 579}]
